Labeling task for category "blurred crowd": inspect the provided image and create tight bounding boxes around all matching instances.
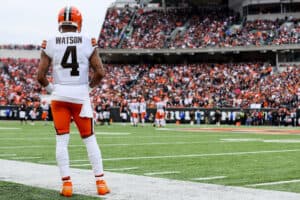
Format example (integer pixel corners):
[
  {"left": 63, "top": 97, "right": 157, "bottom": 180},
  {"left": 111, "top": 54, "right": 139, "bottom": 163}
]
[
  {"left": 0, "top": 58, "right": 41, "bottom": 107},
  {"left": 93, "top": 63, "right": 300, "bottom": 110},
  {"left": 0, "top": 44, "right": 41, "bottom": 50},
  {"left": 98, "top": 7, "right": 300, "bottom": 49},
  {"left": 1, "top": 58, "right": 299, "bottom": 112}
]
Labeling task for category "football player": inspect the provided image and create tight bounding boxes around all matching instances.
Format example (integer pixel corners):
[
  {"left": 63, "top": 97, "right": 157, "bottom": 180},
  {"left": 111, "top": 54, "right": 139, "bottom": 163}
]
[
  {"left": 155, "top": 97, "right": 166, "bottom": 127},
  {"left": 139, "top": 97, "right": 147, "bottom": 127},
  {"left": 37, "top": 6, "right": 109, "bottom": 197},
  {"left": 129, "top": 98, "right": 139, "bottom": 126}
]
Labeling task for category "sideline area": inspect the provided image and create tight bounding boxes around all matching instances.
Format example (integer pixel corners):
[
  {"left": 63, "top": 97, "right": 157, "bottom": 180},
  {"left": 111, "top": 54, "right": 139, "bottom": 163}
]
[{"left": 2, "top": 159, "right": 300, "bottom": 200}]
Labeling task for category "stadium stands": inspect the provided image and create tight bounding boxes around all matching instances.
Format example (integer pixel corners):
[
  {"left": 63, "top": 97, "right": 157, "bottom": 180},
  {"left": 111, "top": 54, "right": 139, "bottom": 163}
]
[
  {"left": 98, "top": 8, "right": 300, "bottom": 49},
  {"left": 0, "top": 58, "right": 299, "bottom": 111},
  {"left": 0, "top": 58, "right": 42, "bottom": 106}
]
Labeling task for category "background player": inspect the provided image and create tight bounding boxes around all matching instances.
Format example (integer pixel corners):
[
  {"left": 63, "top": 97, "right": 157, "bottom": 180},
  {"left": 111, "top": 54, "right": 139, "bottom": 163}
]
[
  {"left": 155, "top": 97, "right": 166, "bottom": 127},
  {"left": 139, "top": 97, "right": 147, "bottom": 127},
  {"left": 129, "top": 98, "right": 139, "bottom": 126}
]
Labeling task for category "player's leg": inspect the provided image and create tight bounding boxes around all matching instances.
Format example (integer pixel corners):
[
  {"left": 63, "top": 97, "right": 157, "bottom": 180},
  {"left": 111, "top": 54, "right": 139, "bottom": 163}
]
[
  {"left": 161, "top": 112, "right": 166, "bottom": 127},
  {"left": 133, "top": 113, "right": 138, "bottom": 126},
  {"left": 155, "top": 112, "right": 160, "bottom": 127},
  {"left": 51, "top": 100, "right": 72, "bottom": 197},
  {"left": 72, "top": 104, "right": 110, "bottom": 195},
  {"left": 141, "top": 112, "right": 145, "bottom": 127}
]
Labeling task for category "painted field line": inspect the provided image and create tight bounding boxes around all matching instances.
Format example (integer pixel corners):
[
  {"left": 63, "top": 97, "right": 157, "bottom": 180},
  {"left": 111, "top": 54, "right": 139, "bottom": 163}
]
[
  {"left": 0, "top": 145, "right": 51, "bottom": 149},
  {"left": 101, "top": 141, "right": 219, "bottom": 147},
  {"left": 0, "top": 141, "right": 221, "bottom": 150},
  {"left": 144, "top": 171, "right": 180, "bottom": 176},
  {"left": 0, "top": 137, "right": 54, "bottom": 141},
  {"left": 99, "top": 135, "right": 234, "bottom": 139},
  {"left": 95, "top": 132, "right": 132, "bottom": 135},
  {"left": 191, "top": 176, "right": 227, "bottom": 181},
  {"left": 103, "top": 149, "right": 300, "bottom": 161},
  {"left": 38, "top": 160, "right": 56, "bottom": 164},
  {"left": 106, "top": 167, "right": 139, "bottom": 171},
  {"left": 263, "top": 139, "right": 300, "bottom": 143},
  {"left": 70, "top": 163, "right": 91, "bottom": 167},
  {"left": 247, "top": 179, "right": 300, "bottom": 187},
  {"left": 70, "top": 159, "right": 90, "bottom": 162},
  {"left": 70, "top": 131, "right": 132, "bottom": 135},
  {"left": 0, "top": 154, "right": 16, "bottom": 157},
  {"left": 13, "top": 156, "right": 41, "bottom": 160},
  {"left": 0, "top": 127, "right": 21, "bottom": 130},
  {"left": 156, "top": 128, "right": 174, "bottom": 131},
  {"left": 222, "top": 139, "right": 300, "bottom": 144},
  {"left": 69, "top": 145, "right": 85, "bottom": 147},
  {"left": 40, "top": 159, "right": 90, "bottom": 164},
  {"left": 221, "top": 138, "right": 262, "bottom": 142},
  {"left": 0, "top": 144, "right": 84, "bottom": 149}
]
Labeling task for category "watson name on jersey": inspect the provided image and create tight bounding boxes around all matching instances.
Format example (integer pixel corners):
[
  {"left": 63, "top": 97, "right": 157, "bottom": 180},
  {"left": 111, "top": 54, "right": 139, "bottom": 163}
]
[{"left": 42, "top": 32, "right": 97, "bottom": 104}]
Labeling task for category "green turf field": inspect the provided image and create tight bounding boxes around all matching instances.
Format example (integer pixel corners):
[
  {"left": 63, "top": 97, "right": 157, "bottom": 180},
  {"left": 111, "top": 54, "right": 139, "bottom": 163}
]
[
  {"left": 0, "top": 181, "right": 102, "bottom": 200},
  {"left": 1, "top": 120, "right": 300, "bottom": 195}
]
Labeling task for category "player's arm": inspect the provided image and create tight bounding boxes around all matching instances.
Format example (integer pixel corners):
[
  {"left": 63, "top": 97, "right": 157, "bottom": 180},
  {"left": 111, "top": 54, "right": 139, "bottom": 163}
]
[
  {"left": 89, "top": 48, "right": 105, "bottom": 88},
  {"left": 37, "top": 50, "right": 53, "bottom": 93}
]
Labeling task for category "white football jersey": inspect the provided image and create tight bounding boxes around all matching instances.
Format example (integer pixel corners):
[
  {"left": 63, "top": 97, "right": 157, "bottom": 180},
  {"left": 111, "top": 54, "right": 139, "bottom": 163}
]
[
  {"left": 43, "top": 32, "right": 96, "bottom": 103},
  {"left": 129, "top": 102, "right": 139, "bottom": 113},
  {"left": 156, "top": 101, "right": 166, "bottom": 112},
  {"left": 139, "top": 102, "right": 146, "bottom": 113}
]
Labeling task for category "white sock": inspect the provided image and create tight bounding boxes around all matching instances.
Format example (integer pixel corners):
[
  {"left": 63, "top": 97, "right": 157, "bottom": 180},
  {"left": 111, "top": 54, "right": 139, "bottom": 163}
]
[
  {"left": 134, "top": 118, "right": 138, "bottom": 125},
  {"left": 155, "top": 119, "right": 159, "bottom": 126},
  {"left": 83, "top": 135, "right": 104, "bottom": 176},
  {"left": 56, "top": 134, "right": 70, "bottom": 179}
]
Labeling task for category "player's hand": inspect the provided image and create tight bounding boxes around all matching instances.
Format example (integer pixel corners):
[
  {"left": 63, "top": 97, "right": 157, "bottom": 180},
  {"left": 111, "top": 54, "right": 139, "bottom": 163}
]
[
  {"left": 45, "top": 83, "right": 54, "bottom": 94},
  {"left": 89, "top": 86, "right": 93, "bottom": 93}
]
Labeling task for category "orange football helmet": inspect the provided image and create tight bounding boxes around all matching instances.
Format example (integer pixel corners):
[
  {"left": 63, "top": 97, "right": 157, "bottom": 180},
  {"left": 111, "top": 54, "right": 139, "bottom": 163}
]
[{"left": 58, "top": 6, "right": 82, "bottom": 32}]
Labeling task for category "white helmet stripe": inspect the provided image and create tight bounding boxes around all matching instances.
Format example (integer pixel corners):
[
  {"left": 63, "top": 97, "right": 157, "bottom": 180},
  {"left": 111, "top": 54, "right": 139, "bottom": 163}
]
[{"left": 65, "top": 6, "right": 71, "bottom": 21}]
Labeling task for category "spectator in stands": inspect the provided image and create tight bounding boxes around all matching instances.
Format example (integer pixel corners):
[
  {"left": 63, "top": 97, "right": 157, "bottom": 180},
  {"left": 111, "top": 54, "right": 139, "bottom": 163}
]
[
  {"left": 98, "top": 7, "right": 300, "bottom": 49},
  {"left": 2, "top": 58, "right": 299, "bottom": 110}
]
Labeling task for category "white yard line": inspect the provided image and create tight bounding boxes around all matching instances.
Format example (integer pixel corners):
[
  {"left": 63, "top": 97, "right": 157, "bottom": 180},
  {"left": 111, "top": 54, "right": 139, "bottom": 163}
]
[
  {"left": 0, "top": 146, "right": 46, "bottom": 149},
  {"left": 0, "top": 141, "right": 229, "bottom": 149},
  {"left": 0, "top": 127, "right": 21, "bottom": 130},
  {"left": 263, "top": 140, "right": 300, "bottom": 143},
  {"left": 71, "top": 131, "right": 132, "bottom": 135},
  {"left": 191, "top": 176, "right": 227, "bottom": 181},
  {"left": 102, "top": 141, "right": 219, "bottom": 147},
  {"left": 221, "top": 138, "right": 262, "bottom": 142},
  {"left": 2, "top": 159, "right": 300, "bottom": 200},
  {"left": 95, "top": 132, "right": 132, "bottom": 135},
  {"left": 103, "top": 149, "right": 300, "bottom": 161},
  {"left": 0, "top": 145, "right": 84, "bottom": 149},
  {"left": 221, "top": 138, "right": 300, "bottom": 144},
  {"left": 70, "top": 163, "right": 91, "bottom": 167},
  {"left": 12, "top": 157, "right": 41, "bottom": 160},
  {"left": 0, "top": 154, "right": 16, "bottom": 157},
  {"left": 39, "top": 149, "right": 300, "bottom": 164},
  {"left": 70, "top": 159, "right": 90, "bottom": 162},
  {"left": 247, "top": 179, "right": 300, "bottom": 187},
  {"left": 0, "top": 137, "right": 53, "bottom": 140},
  {"left": 144, "top": 171, "right": 180, "bottom": 176},
  {"left": 99, "top": 135, "right": 233, "bottom": 139},
  {"left": 106, "top": 167, "right": 139, "bottom": 171}
]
